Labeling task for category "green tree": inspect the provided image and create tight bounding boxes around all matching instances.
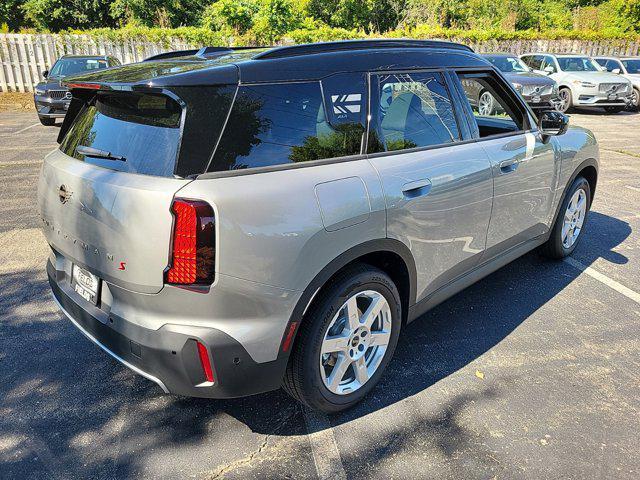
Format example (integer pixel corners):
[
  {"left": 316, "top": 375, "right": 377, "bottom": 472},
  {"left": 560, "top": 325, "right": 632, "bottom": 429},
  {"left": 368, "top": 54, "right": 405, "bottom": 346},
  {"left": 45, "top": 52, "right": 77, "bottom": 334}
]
[
  {"left": 0, "top": 0, "right": 29, "bottom": 31},
  {"left": 201, "top": 0, "right": 259, "bottom": 33},
  {"left": 253, "top": 0, "right": 302, "bottom": 43},
  {"left": 109, "top": 0, "right": 210, "bottom": 28},
  {"left": 22, "top": 0, "right": 115, "bottom": 31}
]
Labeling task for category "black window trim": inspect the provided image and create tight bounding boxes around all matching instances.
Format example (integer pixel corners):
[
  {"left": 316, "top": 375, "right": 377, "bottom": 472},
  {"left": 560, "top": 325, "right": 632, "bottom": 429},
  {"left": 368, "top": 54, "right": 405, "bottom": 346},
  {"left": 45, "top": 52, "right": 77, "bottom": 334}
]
[{"left": 365, "top": 68, "right": 466, "bottom": 157}]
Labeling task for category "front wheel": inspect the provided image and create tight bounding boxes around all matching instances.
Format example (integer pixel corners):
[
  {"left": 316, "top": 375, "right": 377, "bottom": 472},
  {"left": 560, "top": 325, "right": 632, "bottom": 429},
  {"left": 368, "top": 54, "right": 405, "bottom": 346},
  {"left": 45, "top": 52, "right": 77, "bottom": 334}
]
[
  {"left": 631, "top": 88, "right": 640, "bottom": 111},
  {"left": 478, "top": 90, "right": 495, "bottom": 116},
  {"left": 283, "top": 264, "right": 401, "bottom": 412},
  {"left": 540, "top": 176, "right": 591, "bottom": 259},
  {"left": 555, "top": 87, "right": 573, "bottom": 113}
]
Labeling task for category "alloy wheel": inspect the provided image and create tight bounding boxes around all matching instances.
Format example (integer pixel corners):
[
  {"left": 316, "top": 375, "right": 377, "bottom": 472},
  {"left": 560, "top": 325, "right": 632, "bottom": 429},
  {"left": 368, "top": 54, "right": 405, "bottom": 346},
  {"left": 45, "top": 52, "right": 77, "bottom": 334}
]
[
  {"left": 556, "top": 89, "right": 570, "bottom": 113},
  {"left": 562, "top": 188, "right": 587, "bottom": 248},
  {"left": 319, "top": 290, "right": 392, "bottom": 395},
  {"left": 478, "top": 91, "right": 495, "bottom": 116}
]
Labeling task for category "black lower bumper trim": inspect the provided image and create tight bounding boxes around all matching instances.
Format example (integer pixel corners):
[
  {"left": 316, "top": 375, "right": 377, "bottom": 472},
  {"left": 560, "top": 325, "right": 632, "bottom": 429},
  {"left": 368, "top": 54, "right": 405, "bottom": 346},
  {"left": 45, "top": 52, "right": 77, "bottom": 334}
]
[{"left": 48, "top": 261, "right": 287, "bottom": 398}]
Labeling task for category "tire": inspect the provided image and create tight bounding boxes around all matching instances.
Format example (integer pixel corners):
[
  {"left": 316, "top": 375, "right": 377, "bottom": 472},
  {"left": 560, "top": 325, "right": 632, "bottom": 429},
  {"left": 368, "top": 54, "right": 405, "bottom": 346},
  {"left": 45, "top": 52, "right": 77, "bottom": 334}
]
[
  {"left": 283, "top": 264, "right": 402, "bottom": 413},
  {"left": 556, "top": 87, "right": 573, "bottom": 113},
  {"left": 604, "top": 106, "right": 625, "bottom": 114},
  {"left": 632, "top": 88, "right": 640, "bottom": 112},
  {"left": 39, "top": 116, "right": 56, "bottom": 126},
  {"left": 478, "top": 90, "right": 495, "bottom": 116},
  {"left": 540, "top": 176, "right": 591, "bottom": 259}
]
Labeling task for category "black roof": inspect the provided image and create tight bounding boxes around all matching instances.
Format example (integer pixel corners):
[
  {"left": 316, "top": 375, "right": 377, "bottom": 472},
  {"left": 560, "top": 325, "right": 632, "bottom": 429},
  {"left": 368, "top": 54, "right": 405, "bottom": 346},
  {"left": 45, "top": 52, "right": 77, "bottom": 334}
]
[{"left": 65, "top": 40, "right": 487, "bottom": 89}]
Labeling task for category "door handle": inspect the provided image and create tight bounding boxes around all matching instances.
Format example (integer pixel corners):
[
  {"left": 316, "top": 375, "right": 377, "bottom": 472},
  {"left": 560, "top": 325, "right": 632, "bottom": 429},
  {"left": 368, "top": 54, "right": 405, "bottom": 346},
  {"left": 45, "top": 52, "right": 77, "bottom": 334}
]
[
  {"left": 499, "top": 158, "right": 519, "bottom": 174},
  {"left": 402, "top": 178, "right": 432, "bottom": 199}
]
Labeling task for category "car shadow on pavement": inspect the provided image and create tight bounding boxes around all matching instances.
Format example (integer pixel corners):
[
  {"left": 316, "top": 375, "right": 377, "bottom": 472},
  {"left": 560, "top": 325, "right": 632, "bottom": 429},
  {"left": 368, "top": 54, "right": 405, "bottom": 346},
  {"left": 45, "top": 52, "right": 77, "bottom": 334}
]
[{"left": 0, "top": 211, "right": 631, "bottom": 478}]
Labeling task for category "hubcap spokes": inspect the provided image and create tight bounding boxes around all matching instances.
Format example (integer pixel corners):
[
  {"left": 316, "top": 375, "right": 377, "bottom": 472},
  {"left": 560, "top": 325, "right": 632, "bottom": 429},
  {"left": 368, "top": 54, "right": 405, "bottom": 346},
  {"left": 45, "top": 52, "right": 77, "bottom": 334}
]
[
  {"left": 320, "top": 290, "right": 392, "bottom": 395},
  {"left": 562, "top": 189, "right": 587, "bottom": 248},
  {"left": 479, "top": 92, "right": 494, "bottom": 116}
]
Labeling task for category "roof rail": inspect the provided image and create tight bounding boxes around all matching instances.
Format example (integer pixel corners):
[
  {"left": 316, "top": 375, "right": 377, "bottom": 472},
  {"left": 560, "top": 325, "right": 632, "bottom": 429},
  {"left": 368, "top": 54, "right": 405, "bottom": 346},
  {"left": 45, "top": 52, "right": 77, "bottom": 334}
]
[
  {"left": 143, "top": 49, "right": 200, "bottom": 61},
  {"left": 195, "top": 46, "right": 235, "bottom": 58},
  {"left": 254, "top": 39, "right": 474, "bottom": 60}
]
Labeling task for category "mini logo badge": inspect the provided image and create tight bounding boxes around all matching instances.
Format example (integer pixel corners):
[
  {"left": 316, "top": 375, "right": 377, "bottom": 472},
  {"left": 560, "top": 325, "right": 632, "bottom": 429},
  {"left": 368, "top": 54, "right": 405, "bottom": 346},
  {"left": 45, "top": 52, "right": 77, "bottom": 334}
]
[{"left": 58, "top": 184, "right": 72, "bottom": 204}]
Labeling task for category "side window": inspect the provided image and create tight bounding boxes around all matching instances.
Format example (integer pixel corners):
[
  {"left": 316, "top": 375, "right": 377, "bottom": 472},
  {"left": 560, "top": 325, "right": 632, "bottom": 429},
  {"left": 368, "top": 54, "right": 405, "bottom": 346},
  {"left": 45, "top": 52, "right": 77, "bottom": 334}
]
[
  {"left": 522, "top": 55, "right": 543, "bottom": 70},
  {"left": 457, "top": 72, "right": 527, "bottom": 138},
  {"left": 594, "top": 58, "right": 607, "bottom": 70},
  {"left": 208, "top": 77, "right": 365, "bottom": 172},
  {"left": 541, "top": 56, "right": 557, "bottom": 73},
  {"left": 368, "top": 71, "right": 460, "bottom": 153},
  {"left": 608, "top": 59, "right": 623, "bottom": 72}
]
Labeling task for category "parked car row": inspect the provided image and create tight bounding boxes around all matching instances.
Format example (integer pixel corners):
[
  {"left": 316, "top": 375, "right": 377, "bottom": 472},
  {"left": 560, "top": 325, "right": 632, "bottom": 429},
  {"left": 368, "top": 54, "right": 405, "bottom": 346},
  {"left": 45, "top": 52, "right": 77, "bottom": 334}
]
[
  {"left": 483, "top": 52, "right": 638, "bottom": 115},
  {"left": 33, "top": 51, "right": 639, "bottom": 127}
]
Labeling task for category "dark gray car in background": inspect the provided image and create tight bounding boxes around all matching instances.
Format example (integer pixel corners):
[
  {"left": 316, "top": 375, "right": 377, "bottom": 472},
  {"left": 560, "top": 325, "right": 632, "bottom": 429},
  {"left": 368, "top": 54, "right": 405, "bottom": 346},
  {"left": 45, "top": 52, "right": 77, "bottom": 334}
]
[
  {"left": 481, "top": 53, "right": 559, "bottom": 112},
  {"left": 34, "top": 55, "right": 120, "bottom": 125}
]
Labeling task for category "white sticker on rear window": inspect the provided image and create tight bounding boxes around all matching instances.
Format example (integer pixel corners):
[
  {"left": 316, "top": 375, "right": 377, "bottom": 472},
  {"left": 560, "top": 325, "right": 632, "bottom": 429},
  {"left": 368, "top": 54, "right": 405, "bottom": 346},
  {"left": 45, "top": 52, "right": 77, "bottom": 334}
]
[{"left": 331, "top": 94, "right": 362, "bottom": 114}]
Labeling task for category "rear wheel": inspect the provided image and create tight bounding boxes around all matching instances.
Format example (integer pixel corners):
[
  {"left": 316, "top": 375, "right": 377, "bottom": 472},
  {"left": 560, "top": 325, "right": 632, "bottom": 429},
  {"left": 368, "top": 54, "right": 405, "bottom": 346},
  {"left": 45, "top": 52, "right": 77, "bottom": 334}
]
[
  {"left": 555, "top": 87, "right": 573, "bottom": 113},
  {"left": 540, "top": 176, "right": 591, "bottom": 259},
  {"left": 604, "top": 106, "right": 625, "bottom": 113},
  {"left": 39, "top": 116, "right": 56, "bottom": 126},
  {"left": 283, "top": 264, "right": 401, "bottom": 412}
]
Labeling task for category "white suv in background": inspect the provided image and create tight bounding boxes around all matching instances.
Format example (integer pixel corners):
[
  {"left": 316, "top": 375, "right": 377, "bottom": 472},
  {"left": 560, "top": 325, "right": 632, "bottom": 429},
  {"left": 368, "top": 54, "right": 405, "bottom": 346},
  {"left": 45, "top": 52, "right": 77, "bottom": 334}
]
[
  {"left": 593, "top": 56, "right": 640, "bottom": 110},
  {"left": 521, "top": 53, "right": 633, "bottom": 113}
]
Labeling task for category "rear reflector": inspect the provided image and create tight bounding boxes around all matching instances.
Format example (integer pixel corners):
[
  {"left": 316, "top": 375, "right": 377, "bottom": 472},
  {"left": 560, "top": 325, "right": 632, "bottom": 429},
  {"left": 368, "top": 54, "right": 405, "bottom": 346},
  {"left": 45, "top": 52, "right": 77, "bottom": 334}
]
[
  {"left": 281, "top": 321, "right": 299, "bottom": 352},
  {"left": 166, "top": 198, "right": 215, "bottom": 286},
  {"left": 196, "top": 341, "right": 214, "bottom": 383}
]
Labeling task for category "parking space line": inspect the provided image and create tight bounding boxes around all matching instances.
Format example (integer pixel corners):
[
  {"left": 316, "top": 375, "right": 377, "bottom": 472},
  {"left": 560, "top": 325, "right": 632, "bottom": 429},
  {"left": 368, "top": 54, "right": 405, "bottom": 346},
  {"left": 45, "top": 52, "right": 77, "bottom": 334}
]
[
  {"left": 304, "top": 408, "right": 347, "bottom": 480},
  {"left": 13, "top": 123, "right": 40, "bottom": 135},
  {"left": 564, "top": 257, "right": 640, "bottom": 305}
]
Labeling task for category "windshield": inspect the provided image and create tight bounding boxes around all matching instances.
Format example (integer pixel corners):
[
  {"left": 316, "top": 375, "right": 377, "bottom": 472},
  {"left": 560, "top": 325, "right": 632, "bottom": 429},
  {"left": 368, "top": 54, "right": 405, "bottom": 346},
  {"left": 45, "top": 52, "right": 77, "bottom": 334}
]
[
  {"left": 486, "top": 56, "right": 530, "bottom": 73},
  {"left": 622, "top": 59, "right": 640, "bottom": 74},
  {"left": 49, "top": 58, "right": 109, "bottom": 78},
  {"left": 557, "top": 57, "right": 600, "bottom": 72}
]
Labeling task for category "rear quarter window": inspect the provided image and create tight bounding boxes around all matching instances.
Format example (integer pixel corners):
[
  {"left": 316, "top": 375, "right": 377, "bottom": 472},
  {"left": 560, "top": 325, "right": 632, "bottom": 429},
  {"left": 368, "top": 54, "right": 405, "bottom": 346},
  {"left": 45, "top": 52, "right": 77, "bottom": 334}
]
[
  {"left": 207, "top": 75, "right": 366, "bottom": 173},
  {"left": 60, "top": 92, "right": 182, "bottom": 177}
]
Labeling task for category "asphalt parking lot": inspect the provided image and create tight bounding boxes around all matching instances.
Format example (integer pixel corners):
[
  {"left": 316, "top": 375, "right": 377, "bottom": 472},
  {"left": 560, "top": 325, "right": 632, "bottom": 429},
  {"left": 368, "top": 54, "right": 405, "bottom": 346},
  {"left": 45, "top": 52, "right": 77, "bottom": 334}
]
[{"left": 1, "top": 110, "right": 639, "bottom": 479}]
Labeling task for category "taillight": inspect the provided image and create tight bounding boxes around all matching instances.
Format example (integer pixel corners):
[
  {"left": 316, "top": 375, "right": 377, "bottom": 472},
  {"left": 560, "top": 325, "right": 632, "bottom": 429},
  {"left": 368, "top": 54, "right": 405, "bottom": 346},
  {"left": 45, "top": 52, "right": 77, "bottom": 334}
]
[{"left": 166, "top": 198, "right": 215, "bottom": 286}]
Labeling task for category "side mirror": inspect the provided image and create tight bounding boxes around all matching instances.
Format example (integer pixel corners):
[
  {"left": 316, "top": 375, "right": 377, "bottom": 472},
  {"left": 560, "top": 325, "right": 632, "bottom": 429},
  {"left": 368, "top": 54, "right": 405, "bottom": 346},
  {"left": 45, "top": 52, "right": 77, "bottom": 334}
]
[
  {"left": 611, "top": 68, "right": 621, "bottom": 74},
  {"left": 544, "top": 65, "right": 555, "bottom": 74},
  {"left": 42, "top": 70, "right": 48, "bottom": 78},
  {"left": 539, "top": 110, "right": 569, "bottom": 137}
]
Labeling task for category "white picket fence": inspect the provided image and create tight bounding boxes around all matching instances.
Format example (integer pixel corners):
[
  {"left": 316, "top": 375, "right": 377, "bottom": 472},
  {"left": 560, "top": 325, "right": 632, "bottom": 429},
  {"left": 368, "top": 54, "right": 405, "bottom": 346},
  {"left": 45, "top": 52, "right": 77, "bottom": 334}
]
[
  {"left": 0, "top": 34, "right": 196, "bottom": 92},
  {"left": 2, "top": 33, "right": 640, "bottom": 92}
]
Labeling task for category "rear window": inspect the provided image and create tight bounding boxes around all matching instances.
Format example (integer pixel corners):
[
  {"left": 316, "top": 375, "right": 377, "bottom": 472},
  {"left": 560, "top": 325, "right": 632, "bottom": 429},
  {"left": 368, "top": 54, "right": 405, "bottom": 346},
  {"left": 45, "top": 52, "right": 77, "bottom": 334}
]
[
  {"left": 60, "top": 92, "right": 182, "bottom": 177},
  {"left": 207, "top": 75, "right": 366, "bottom": 172}
]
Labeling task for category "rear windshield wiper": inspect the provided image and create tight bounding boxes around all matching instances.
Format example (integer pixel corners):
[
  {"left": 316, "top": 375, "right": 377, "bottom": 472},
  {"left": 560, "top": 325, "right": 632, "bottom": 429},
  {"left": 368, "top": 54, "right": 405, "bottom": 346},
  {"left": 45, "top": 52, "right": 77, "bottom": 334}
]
[{"left": 76, "top": 145, "right": 126, "bottom": 162}]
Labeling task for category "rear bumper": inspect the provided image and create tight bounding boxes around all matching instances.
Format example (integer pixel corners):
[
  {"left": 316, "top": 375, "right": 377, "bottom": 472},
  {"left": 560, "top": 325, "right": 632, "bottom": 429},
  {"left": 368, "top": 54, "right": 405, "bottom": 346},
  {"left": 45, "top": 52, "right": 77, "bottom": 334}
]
[{"left": 47, "top": 260, "right": 288, "bottom": 398}]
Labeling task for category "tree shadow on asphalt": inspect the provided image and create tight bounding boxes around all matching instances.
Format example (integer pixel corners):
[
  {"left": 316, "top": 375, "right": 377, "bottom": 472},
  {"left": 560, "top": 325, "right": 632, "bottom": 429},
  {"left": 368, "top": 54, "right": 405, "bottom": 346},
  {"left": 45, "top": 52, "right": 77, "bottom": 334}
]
[{"left": 0, "top": 211, "right": 631, "bottom": 478}]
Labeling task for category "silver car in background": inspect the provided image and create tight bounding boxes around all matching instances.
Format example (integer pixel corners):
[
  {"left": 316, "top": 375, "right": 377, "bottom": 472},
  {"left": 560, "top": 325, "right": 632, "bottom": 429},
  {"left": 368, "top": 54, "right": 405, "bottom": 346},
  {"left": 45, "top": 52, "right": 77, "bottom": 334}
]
[
  {"left": 38, "top": 41, "right": 599, "bottom": 412},
  {"left": 593, "top": 56, "right": 640, "bottom": 110},
  {"left": 521, "top": 53, "right": 634, "bottom": 113}
]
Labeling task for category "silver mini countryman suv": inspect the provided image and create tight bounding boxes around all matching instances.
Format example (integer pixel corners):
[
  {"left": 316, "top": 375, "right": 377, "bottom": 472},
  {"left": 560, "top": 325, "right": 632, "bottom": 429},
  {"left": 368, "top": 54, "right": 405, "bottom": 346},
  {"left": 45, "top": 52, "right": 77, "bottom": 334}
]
[{"left": 38, "top": 40, "right": 599, "bottom": 412}]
